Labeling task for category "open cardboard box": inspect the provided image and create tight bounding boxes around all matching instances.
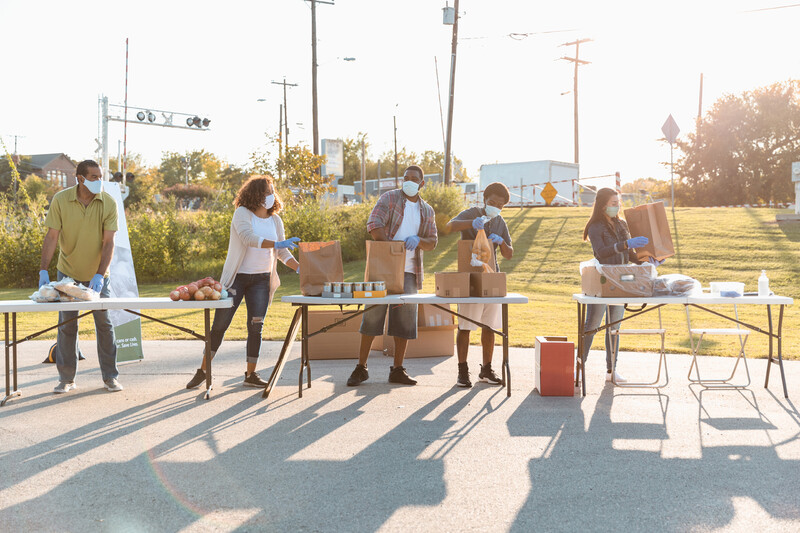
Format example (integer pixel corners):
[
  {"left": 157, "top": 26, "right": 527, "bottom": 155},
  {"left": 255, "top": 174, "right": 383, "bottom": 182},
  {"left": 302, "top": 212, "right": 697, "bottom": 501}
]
[{"left": 307, "top": 309, "right": 381, "bottom": 360}]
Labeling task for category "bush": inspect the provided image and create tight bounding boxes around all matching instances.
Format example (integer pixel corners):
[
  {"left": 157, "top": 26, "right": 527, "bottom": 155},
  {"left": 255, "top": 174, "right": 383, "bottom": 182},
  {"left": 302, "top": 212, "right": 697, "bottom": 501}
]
[
  {"left": 422, "top": 183, "right": 467, "bottom": 232},
  {"left": 128, "top": 205, "right": 194, "bottom": 281},
  {"left": 0, "top": 189, "right": 54, "bottom": 288}
]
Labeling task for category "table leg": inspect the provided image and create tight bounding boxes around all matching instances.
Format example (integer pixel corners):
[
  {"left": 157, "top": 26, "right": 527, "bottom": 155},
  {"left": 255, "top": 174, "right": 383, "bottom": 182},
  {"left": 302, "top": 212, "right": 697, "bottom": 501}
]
[
  {"left": 298, "top": 305, "right": 309, "bottom": 398},
  {"left": 12, "top": 312, "right": 17, "bottom": 392},
  {"left": 263, "top": 307, "right": 302, "bottom": 399},
  {"left": 765, "top": 305, "right": 774, "bottom": 389},
  {"left": 1, "top": 313, "right": 21, "bottom": 407},
  {"left": 777, "top": 305, "right": 788, "bottom": 398},
  {"left": 502, "top": 303, "right": 510, "bottom": 397},
  {"left": 578, "top": 303, "right": 587, "bottom": 397},
  {"left": 204, "top": 308, "right": 212, "bottom": 400}
]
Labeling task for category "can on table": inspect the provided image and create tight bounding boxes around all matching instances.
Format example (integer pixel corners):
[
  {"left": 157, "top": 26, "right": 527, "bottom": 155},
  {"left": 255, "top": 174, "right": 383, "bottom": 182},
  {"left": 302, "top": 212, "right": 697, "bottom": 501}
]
[
  {"left": 374, "top": 281, "right": 385, "bottom": 292},
  {"left": 341, "top": 282, "right": 353, "bottom": 293},
  {"left": 323, "top": 282, "right": 332, "bottom": 293},
  {"left": 332, "top": 282, "right": 342, "bottom": 293},
  {"left": 353, "top": 282, "right": 364, "bottom": 292},
  {"left": 362, "top": 282, "right": 373, "bottom": 291}
]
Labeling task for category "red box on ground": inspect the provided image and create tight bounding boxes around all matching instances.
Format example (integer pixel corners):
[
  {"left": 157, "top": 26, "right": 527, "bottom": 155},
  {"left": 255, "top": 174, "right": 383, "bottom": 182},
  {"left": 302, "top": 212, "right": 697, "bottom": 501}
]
[{"left": 534, "top": 336, "right": 575, "bottom": 396}]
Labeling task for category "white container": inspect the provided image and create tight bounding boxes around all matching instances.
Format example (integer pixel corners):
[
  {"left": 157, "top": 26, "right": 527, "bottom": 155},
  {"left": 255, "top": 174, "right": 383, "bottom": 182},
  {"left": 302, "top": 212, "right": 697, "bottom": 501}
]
[
  {"left": 711, "top": 282, "right": 744, "bottom": 297},
  {"left": 758, "top": 270, "right": 770, "bottom": 297}
]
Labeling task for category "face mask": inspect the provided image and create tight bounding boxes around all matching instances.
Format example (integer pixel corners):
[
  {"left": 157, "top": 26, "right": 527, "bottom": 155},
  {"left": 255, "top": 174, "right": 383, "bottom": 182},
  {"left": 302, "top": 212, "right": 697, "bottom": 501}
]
[
  {"left": 82, "top": 178, "right": 103, "bottom": 195},
  {"left": 485, "top": 205, "right": 502, "bottom": 219},
  {"left": 263, "top": 194, "right": 275, "bottom": 209},
  {"left": 402, "top": 180, "right": 419, "bottom": 197},
  {"left": 605, "top": 205, "right": 620, "bottom": 217}
]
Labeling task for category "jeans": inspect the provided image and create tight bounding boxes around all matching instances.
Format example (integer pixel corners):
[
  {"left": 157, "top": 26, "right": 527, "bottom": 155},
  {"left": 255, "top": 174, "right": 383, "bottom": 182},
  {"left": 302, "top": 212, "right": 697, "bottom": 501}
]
[
  {"left": 581, "top": 304, "right": 624, "bottom": 372},
  {"left": 56, "top": 271, "right": 118, "bottom": 383},
  {"left": 360, "top": 273, "right": 418, "bottom": 339},
  {"left": 210, "top": 273, "right": 270, "bottom": 364}
]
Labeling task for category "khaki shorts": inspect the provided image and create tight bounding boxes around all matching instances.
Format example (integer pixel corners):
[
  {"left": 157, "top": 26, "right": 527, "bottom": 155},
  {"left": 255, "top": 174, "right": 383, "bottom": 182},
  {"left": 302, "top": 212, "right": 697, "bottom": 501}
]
[{"left": 457, "top": 303, "right": 501, "bottom": 331}]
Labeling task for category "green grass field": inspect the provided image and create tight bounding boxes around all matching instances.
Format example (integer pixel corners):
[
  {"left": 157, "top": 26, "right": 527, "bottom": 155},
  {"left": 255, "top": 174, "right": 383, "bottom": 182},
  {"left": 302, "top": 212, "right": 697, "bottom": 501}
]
[{"left": 3, "top": 207, "right": 799, "bottom": 359}]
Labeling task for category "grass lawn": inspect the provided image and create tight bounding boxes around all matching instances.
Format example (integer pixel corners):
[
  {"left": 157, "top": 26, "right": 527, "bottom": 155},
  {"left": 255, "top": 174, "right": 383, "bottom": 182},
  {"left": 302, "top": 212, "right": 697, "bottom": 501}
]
[{"left": 3, "top": 206, "right": 799, "bottom": 359}]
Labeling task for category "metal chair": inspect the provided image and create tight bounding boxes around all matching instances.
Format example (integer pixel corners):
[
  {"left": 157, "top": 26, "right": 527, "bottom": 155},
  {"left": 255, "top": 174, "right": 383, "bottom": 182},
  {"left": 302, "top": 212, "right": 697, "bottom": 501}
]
[
  {"left": 684, "top": 304, "right": 750, "bottom": 389},
  {"left": 609, "top": 306, "right": 669, "bottom": 388}
]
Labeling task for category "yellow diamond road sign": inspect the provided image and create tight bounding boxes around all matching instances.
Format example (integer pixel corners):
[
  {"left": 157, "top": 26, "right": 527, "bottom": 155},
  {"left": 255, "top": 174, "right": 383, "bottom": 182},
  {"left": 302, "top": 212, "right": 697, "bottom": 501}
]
[{"left": 541, "top": 182, "right": 557, "bottom": 205}]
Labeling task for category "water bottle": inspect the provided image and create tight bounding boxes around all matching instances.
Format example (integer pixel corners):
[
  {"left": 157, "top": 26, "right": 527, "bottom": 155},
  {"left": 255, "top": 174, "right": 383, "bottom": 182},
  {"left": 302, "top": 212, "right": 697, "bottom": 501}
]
[{"left": 758, "top": 270, "right": 770, "bottom": 297}]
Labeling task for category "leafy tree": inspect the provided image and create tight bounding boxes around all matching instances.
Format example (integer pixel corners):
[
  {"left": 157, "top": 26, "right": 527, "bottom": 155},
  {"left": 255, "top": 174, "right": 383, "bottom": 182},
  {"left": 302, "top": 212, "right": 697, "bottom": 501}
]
[
  {"left": 159, "top": 149, "right": 223, "bottom": 188},
  {"left": 251, "top": 135, "right": 331, "bottom": 200},
  {"left": 676, "top": 80, "right": 800, "bottom": 205}
]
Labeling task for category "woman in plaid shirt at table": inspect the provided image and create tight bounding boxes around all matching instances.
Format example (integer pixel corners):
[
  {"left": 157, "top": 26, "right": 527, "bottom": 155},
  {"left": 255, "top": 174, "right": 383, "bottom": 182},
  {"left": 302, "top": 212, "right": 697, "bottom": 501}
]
[{"left": 346, "top": 165, "right": 438, "bottom": 387}]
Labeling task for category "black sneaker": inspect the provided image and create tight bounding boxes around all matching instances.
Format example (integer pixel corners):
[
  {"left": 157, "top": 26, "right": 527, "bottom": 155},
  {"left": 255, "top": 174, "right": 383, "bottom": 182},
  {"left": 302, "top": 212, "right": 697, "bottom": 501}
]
[
  {"left": 243, "top": 371, "right": 269, "bottom": 388},
  {"left": 478, "top": 363, "right": 503, "bottom": 385},
  {"left": 456, "top": 362, "right": 472, "bottom": 388},
  {"left": 186, "top": 369, "right": 206, "bottom": 389},
  {"left": 389, "top": 366, "right": 417, "bottom": 385},
  {"left": 347, "top": 364, "right": 369, "bottom": 386}
]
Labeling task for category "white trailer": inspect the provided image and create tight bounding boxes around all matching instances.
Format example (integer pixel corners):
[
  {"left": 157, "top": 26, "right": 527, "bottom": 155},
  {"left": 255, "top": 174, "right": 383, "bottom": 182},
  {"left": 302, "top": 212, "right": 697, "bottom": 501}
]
[{"left": 478, "top": 160, "right": 579, "bottom": 206}]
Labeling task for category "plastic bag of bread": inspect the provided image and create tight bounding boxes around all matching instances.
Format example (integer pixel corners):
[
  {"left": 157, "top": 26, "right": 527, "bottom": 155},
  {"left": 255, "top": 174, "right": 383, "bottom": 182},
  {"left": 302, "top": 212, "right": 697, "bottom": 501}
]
[
  {"left": 29, "top": 284, "right": 62, "bottom": 303},
  {"left": 653, "top": 274, "right": 701, "bottom": 296},
  {"left": 52, "top": 277, "right": 100, "bottom": 301},
  {"left": 470, "top": 228, "right": 496, "bottom": 273}
]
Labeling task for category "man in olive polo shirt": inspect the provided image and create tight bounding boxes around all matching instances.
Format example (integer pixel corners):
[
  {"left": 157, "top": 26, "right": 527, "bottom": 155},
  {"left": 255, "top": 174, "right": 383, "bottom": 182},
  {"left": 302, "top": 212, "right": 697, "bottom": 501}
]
[{"left": 39, "top": 159, "right": 123, "bottom": 394}]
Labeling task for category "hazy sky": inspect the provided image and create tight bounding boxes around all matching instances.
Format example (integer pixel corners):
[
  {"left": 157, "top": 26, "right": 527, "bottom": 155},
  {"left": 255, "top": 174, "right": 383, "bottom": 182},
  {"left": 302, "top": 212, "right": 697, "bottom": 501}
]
[{"left": 1, "top": 0, "right": 797, "bottom": 188}]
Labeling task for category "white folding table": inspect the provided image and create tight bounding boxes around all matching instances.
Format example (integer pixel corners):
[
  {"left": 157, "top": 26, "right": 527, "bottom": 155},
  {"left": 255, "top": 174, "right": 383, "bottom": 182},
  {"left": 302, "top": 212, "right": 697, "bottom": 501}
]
[
  {"left": 263, "top": 293, "right": 529, "bottom": 399},
  {"left": 1, "top": 297, "right": 233, "bottom": 405},
  {"left": 572, "top": 293, "right": 793, "bottom": 397}
]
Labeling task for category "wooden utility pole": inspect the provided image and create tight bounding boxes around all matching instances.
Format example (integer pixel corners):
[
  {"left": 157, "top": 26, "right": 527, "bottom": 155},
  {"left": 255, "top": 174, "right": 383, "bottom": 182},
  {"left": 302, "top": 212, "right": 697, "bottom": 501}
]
[
  {"left": 360, "top": 140, "right": 366, "bottom": 200},
  {"left": 278, "top": 104, "right": 283, "bottom": 179},
  {"left": 559, "top": 38, "right": 591, "bottom": 166},
  {"left": 443, "top": 0, "right": 460, "bottom": 187},
  {"left": 272, "top": 78, "right": 297, "bottom": 147},
  {"left": 309, "top": 0, "right": 334, "bottom": 156},
  {"left": 394, "top": 115, "right": 399, "bottom": 188},
  {"left": 698, "top": 72, "right": 704, "bottom": 120}
]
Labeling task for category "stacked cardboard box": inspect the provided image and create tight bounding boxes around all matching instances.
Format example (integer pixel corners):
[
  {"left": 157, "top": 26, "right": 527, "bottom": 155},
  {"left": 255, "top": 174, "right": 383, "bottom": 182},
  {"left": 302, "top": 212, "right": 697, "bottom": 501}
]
[
  {"left": 435, "top": 239, "right": 507, "bottom": 298},
  {"left": 307, "top": 310, "right": 381, "bottom": 360}
]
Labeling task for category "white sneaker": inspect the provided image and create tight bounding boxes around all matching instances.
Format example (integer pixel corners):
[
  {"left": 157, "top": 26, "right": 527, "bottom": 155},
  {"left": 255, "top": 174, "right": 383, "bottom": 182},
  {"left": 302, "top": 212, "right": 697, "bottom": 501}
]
[
  {"left": 104, "top": 378, "right": 124, "bottom": 392},
  {"left": 606, "top": 371, "right": 627, "bottom": 383},
  {"left": 54, "top": 381, "right": 77, "bottom": 394}
]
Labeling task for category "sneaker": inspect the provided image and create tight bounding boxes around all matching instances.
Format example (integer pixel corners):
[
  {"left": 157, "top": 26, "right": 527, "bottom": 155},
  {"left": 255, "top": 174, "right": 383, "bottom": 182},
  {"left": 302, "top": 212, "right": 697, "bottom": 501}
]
[
  {"left": 456, "top": 362, "right": 472, "bottom": 388},
  {"left": 388, "top": 366, "right": 417, "bottom": 385},
  {"left": 104, "top": 378, "right": 124, "bottom": 392},
  {"left": 53, "top": 381, "right": 76, "bottom": 394},
  {"left": 606, "top": 370, "right": 627, "bottom": 383},
  {"left": 347, "top": 364, "right": 369, "bottom": 386},
  {"left": 243, "top": 371, "right": 268, "bottom": 388},
  {"left": 478, "top": 363, "right": 503, "bottom": 385},
  {"left": 186, "top": 368, "right": 207, "bottom": 389}
]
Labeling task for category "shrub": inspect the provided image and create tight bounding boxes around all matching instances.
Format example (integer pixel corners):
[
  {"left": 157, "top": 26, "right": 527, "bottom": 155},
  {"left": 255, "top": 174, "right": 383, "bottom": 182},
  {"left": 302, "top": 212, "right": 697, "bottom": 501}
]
[
  {"left": 0, "top": 189, "right": 54, "bottom": 288},
  {"left": 128, "top": 205, "right": 194, "bottom": 281},
  {"left": 422, "top": 183, "right": 467, "bottom": 232}
]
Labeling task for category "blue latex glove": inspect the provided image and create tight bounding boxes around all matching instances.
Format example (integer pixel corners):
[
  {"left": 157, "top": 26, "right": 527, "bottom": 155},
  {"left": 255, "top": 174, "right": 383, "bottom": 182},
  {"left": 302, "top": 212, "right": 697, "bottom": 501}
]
[
  {"left": 472, "top": 217, "right": 485, "bottom": 231},
  {"left": 39, "top": 270, "right": 50, "bottom": 288},
  {"left": 488, "top": 233, "right": 504, "bottom": 245},
  {"left": 275, "top": 237, "right": 301, "bottom": 250},
  {"left": 89, "top": 274, "right": 104, "bottom": 293},
  {"left": 404, "top": 235, "right": 421, "bottom": 251},
  {"left": 626, "top": 236, "right": 649, "bottom": 249},
  {"left": 647, "top": 257, "right": 665, "bottom": 266},
  {"left": 295, "top": 265, "right": 300, "bottom": 274}
]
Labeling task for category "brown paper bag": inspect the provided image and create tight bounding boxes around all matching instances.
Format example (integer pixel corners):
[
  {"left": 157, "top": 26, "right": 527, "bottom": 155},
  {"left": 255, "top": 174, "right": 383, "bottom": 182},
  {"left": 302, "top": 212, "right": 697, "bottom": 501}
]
[
  {"left": 299, "top": 241, "right": 344, "bottom": 296},
  {"left": 457, "top": 240, "right": 497, "bottom": 273},
  {"left": 623, "top": 201, "right": 675, "bottom": 261},
  {"left": 364, "top": 240, "right": 406, "bottom": 294}
]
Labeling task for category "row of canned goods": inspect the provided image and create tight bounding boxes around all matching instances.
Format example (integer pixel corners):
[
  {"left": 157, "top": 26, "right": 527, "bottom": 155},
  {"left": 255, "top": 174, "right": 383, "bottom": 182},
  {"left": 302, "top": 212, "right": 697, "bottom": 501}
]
[{"left": 324, "top": 281, "right": 386, "bottom": 293}]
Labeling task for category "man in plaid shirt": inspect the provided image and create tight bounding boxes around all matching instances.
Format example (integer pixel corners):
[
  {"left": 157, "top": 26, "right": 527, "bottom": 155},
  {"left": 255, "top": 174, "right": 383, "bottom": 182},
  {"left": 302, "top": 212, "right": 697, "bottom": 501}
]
[{"left": 347, "top": 165, "right": 438, "bottom": 386}]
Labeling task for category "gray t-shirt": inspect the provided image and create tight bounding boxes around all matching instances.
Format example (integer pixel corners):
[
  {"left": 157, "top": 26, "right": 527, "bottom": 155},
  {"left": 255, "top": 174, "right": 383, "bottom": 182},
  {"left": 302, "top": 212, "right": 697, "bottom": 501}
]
[{"left": 451, "top": 207, "right": 512, "bottom": 271}]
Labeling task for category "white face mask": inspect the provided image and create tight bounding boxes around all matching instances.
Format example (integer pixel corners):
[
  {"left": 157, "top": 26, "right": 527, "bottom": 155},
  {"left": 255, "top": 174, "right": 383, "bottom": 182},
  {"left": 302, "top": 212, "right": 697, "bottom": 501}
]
[
  {"left": 402, "top": 180, "right": 419, "bottom": 197},
  {"left": 263, "top": 194, "right": 275, "bottom": 209},
  {"left": 485, "top": 205, "right": 502, "bottom": 219},
  {"left": 82, "top": 178, "right": 103, "bottom": 195}
]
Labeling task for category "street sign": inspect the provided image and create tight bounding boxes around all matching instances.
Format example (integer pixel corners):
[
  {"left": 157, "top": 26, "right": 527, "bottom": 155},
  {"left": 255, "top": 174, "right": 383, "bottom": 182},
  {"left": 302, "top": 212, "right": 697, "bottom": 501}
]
[
  {"left": 541, "top": 182, "right": 558, "bottom": 205},
  {"left": 662, "top": 114, "right": 680, "bottom": 144}
]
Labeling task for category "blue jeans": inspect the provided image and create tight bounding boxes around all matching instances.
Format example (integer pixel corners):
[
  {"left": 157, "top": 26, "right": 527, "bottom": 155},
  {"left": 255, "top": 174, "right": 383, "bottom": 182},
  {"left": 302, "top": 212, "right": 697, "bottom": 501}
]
[
  {"left": 56, "top": 271, "right": 118, "bottom": 383},
  {"left": 581, "top": 304, "right": 624, "bottom": 372},
  {"left": 360, "top": 273, "right": 418, "bottom": 339},
  {"left": 210, "top": 273, "right": 270, "bottom": 364}
]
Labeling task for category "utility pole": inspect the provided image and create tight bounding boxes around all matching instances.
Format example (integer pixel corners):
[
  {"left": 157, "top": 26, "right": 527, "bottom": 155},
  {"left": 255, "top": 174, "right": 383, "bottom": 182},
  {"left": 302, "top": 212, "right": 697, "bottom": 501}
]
[
  {"left": 393, "top": 115, "right": 399, "bottom": 188},
  {"left": 559, "top": 38, "right": 591, "bottom": 166},
  {"left": 309, "top": 0, "right": 335, "bottom": 156},
  {"left": 443, "top": 0, "right": 460, "bottom": 187},
  {"left": 277, "top": 104, "right": 284, "bottom": 179},
  {"left": 272, "top": 78, "right": 297, "bottom": 147},
  {"left": 698, "top": 72, "right": 704, "bottom": 120},
  {"left": 360, "top": 140, "right": 366, "bottom": 201}
]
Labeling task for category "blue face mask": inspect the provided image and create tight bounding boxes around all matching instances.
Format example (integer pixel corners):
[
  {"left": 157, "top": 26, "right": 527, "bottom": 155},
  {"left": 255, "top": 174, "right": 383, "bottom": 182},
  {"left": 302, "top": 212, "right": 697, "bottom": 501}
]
[
  {"left": 402, "top": 180, "right": 420, "bottom": 197},
  {"left": 82, "top": 178, "right": 103, "bottom": 195},
  {"left": 605, "top": 205, "right": 620, "bottom": 217}
]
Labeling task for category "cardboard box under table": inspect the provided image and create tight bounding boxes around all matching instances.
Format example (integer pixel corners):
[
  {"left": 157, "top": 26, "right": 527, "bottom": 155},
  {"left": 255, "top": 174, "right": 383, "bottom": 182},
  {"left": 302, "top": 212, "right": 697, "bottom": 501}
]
[
  {"left": 307, "top": 309, "right": 381, "bottom": 359},
  {"left": 383, "top": 304, "right": 456, "bottom": 358}
]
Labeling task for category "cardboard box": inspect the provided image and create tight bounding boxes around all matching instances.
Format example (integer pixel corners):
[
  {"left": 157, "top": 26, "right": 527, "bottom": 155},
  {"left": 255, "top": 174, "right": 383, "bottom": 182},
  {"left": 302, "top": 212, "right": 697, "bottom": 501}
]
[
  {"left": 535, "top": 336, "right": 575, "bottom": 396},
  {"left": 383, "top": 327, "right": 455, "bottom": 358},
  {"left": 623, "top": 201, "right": 675, "bottom": 261},
  {"left": 457, "top": 239, "right": 497, "bottom": 273},
  {"left": 435, "top": 272, "right": 471, "bottom": 298},
  {"left": 581, "top": 264, "right": 655, "bottom": 298},
  {"left": 418, "top": 304, "right": 454, "bottom": 328},
  {"left": 307, "top": 310, "right": 379, "bottom": 359},
  {"left": 470, "top": 272, "right": 507, "bottom": 297}
]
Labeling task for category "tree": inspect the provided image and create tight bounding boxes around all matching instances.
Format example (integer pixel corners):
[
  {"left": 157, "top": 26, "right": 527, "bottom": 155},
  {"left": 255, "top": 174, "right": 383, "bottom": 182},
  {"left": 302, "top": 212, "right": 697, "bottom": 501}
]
[
  {"left": 251, "top": 135, "right": 330, "bottom": 200},
  {"left": 159, "top": 149, "right": 223, "bottom": 188},
  {"left": 676, "top": 80, "right": 800, "bottom": 205}
]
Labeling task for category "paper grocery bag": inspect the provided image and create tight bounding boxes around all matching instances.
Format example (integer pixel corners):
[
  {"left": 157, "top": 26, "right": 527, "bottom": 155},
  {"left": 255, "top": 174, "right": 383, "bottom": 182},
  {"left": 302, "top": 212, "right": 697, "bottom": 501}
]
[
  {"left": 623, "top": 201, "right": 675, "bottom": 261},
  {"left": 365, "top": 240, "right": 406, "bottom": 294},
  {"left": 457, "top": 239, "right": 497, "bottom": 273},
  {"left": 299, "top": 241, "right": 344, "bottom": 296}
]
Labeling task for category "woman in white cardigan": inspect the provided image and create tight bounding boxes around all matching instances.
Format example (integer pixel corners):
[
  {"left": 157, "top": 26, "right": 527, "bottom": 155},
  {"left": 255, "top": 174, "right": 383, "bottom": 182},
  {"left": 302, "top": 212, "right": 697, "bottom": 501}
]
[{"left": 186, "top": 175, "right": 300, "bottom": 389}]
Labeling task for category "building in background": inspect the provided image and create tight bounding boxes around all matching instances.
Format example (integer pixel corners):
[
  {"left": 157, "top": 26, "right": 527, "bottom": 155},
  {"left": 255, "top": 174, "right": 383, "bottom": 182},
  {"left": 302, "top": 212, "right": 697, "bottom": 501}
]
[
  {"left": 479, "top": 160, "right": 580, "bottom": 206},
  {"left": 26, "top": 153, "right": 76, "bottom": 188}
]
